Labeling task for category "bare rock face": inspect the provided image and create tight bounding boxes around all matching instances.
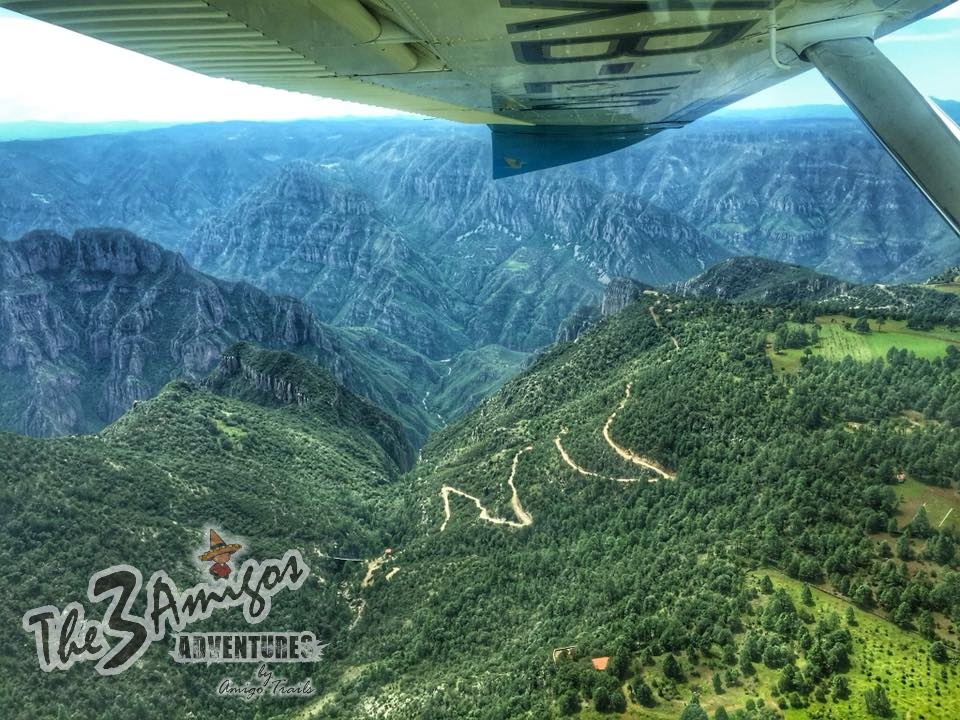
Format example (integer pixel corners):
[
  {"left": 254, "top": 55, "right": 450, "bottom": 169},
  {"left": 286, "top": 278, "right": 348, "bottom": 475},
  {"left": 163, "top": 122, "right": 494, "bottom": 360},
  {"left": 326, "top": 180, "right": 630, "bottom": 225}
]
[
  {"left": 601, "top": 277, "right": 653, "bottom": 317},
  {"left": 555, "top": 277, "right": 655, "bottom": 343},
  {"left": 555, "top": 305, "right": 602, "bottom": 343},
  {"left": 187, "top": 161, "right": 469, "bottom": 359},
  {"left": 206, "top": 342, "right": 416, "bottom": 471},
  {"left": 0, "top": 228, "right": 377, "bottom": 437}
]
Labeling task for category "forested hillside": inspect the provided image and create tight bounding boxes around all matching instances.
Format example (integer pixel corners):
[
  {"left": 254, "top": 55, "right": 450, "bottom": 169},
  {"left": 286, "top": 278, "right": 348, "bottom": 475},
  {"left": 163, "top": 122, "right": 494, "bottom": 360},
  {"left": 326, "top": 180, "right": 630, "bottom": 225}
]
[
  {"left": 3, "top": 287, "right": 960, "bottom": 719},
  {"left": 678, "top": 257, "right": 960, "bottom": 330},
  {"left": 0, "top": 345, "right": 413, "bottom": 719},
  {"left": 2, "top": 85, "right": 960, "bottom": 720},
  {"left": 307, "top": 293, "right": 960, "bottom": 719}
]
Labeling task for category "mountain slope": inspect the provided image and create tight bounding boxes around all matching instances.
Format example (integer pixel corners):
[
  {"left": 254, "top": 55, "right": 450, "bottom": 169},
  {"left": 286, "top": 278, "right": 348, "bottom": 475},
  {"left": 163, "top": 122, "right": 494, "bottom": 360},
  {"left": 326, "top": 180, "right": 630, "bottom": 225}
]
[
  {"left": 3, "top": 287, "right": 960, "bottom": 719},
  {"left": 0, "top": 227, "right": 439, "bottom": 442},
  {"left": 188, "top": 161, "right": 470, "bottom": 358},
  {"left": 4, "top": 113, "right": 954, "bottom": 365},
  {"left": 359, "top": 140, "right": 725, "bottom": 350},
  {"left": 678, "top": 256, "right": 960, "bottom": 326},
  {"left": 0, "top": 345, "right": 413, "bottom": 720},
  {"left": 307, "top": 292, "right": 960, "bottom": 719},
  {"left": 577, "top": 117, "right": 958, "bottom": 281},
  {"left": 677, "top": 256, "right": 851, "bottom": 302}
]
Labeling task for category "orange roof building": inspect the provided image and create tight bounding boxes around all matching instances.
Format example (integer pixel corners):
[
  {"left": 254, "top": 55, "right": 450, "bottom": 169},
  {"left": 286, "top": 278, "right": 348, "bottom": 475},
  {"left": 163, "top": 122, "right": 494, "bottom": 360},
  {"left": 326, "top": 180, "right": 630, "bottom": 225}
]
[{"left": 591, "top": 657, "right": 609, "bottom": 671}]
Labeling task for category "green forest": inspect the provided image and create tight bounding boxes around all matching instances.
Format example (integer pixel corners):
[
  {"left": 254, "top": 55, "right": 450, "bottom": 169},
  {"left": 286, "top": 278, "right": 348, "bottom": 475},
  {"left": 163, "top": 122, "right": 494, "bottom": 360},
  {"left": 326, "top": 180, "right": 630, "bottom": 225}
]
[{"left": 2, "top": 294, "right": 960, "bottom": 719}]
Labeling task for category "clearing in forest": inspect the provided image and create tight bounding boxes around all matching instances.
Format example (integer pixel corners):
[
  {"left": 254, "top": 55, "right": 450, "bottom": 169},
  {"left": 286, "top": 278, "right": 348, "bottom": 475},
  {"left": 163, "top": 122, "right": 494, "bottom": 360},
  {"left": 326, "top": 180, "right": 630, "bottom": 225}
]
[
  {"left": 770, "top": 315, "right": 960, "bottom": 372},
  {"left": 895, "top": 477, "right": 960, "bottom": 533}
]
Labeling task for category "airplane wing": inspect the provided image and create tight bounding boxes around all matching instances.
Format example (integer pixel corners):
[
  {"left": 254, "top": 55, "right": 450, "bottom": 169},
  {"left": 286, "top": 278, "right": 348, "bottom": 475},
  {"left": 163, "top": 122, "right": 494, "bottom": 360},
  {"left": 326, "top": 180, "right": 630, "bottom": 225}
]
[{"left": 2, "top": 0, "right": 958, "bottom": 232}]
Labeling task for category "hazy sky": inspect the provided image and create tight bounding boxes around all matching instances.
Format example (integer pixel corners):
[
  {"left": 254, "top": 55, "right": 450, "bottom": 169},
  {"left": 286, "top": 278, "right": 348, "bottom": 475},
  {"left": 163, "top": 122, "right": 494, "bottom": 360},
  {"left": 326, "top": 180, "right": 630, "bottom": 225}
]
[{"left": 0, "top": 4, "right": 956, "bottom": 124}]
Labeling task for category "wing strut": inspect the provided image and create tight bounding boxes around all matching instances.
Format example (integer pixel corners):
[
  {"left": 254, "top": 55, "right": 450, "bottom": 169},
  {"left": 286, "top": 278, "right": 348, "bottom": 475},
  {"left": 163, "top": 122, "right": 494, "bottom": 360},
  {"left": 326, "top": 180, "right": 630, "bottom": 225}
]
[{"left": 804, "top": 38, "right": 960, "bottom": 236}]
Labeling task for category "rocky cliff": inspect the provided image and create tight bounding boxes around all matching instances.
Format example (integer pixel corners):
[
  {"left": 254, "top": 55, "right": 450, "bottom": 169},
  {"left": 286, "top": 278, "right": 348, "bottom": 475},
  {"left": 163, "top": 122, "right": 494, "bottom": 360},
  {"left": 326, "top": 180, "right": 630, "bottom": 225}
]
[
  {"left": 207, "top": 342, "right": 415, "bottom": 470},
  {"left": 1, "top": 116, "right": 954, "bottom": 294},
  {"left": 188, "top": 161, "right": 469, "bottom": 358},
  {"left": 0, "top": 228, "right": 427, "bottom": 438}
]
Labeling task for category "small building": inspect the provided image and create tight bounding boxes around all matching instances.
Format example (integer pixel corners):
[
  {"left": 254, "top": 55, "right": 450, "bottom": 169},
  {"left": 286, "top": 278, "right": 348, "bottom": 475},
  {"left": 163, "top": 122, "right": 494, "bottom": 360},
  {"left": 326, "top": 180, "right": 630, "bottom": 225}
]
[{"left": 591, "top": 657, "right": 609, "bottom": 671}]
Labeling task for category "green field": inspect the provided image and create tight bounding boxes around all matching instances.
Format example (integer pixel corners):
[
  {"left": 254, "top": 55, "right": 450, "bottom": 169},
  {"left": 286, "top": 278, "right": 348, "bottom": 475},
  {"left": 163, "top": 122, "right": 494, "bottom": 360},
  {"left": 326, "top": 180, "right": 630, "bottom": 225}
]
[
  {"left": 768, "top": 572, "right": 960, "bottom": 720},
  {"left": 895, "top": 477, "right": 960, "bottom": 534},
  {"left": 504, "top": 258, "right": 531, "bottom": 271},
  {"left": 770, "top": 316, "right": 960, "bottom": 372}
]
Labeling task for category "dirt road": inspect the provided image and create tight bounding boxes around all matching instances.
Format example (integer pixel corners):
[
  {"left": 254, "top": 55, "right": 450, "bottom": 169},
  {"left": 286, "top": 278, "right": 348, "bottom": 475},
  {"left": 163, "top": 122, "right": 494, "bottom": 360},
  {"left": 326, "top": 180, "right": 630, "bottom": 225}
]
[{"left": 440, "top": 445, "right": 534, "bottom": 531}]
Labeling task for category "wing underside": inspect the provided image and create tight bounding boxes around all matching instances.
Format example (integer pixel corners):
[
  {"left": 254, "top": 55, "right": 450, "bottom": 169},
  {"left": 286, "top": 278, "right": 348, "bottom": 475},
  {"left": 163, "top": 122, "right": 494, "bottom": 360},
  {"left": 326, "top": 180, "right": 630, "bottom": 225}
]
[
  {"left": 2, "top": 0, "right": 948, "bottom": 125},
  {"left": 2, "top": 0, "right": 959, "bottom": 227}
]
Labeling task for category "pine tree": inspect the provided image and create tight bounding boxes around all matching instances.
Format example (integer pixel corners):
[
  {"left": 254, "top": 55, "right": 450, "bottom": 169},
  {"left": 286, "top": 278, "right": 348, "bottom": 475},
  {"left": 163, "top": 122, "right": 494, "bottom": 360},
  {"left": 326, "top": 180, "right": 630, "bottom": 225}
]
[
  {"left": 593, "top": 686, "right": 611, "bottom": 712},
  {"left": 801, "top": 583, "right": 814, "bottom": 606},
  {"left": 864, "top": 683, "right": 892, "bottom": 717},
  {"left": 679, "top": 696, "right": 709, "bottom": 720},
  {"left": 896, "top": 534, "right": 913, "bottom": 561},
  {"left": 663, "top": 653, "right": 684, "bottom": 682},
  {"left": 930, "top": 641, "right": 948, "bottom": 663},
  {"left": 722, "top": 644, "right": 737, "bottom": 666},
  {"left": 608, "top": 645, "right": 630, "bottom": 679},
  {"left": 608, "top": 688, "right": 627, "bottom": 713},
  {"left": 908, "top": 505, "right": 931, "bottom": 538},
  {"left": 632, "top": 679, "right": 655, "bottom": 707},
  {"left": 777, "top": 664, "right": 797, "bottom": 694},
  {"left": 559, "top": 690, "right": 580, "bottom": 715},
  {"left": 712, "top": 671, "right": 723, "bottom": 694}
]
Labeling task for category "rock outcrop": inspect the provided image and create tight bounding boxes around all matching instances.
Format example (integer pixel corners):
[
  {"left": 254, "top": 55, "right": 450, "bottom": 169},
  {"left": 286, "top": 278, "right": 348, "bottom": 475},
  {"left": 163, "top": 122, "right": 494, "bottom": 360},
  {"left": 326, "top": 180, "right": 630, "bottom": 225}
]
[{"left": 0, "top": 228, "right": 406, "bottom": 438}]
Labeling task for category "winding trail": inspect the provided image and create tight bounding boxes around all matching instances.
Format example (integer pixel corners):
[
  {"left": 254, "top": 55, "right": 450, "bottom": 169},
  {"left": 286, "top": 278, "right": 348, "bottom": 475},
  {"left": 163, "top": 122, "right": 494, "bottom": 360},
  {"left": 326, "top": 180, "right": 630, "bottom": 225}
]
[
  {"left": 554, "top": 382, "right": 676, "bottom": 483},
  {"left": 440, "top": 445, "right": 534, "bottom": 531},
  {"left": 603, "top": 383, "right": 676, "bottom": 480},
  {"left": 649, "top": 305, "right": 680, "bottom": 350},
  {"left": 554, "top": 429, "right": 645, "bottom": 483},
  {"left": 361, "top": 553, "right": 388, "bottom": 588}
]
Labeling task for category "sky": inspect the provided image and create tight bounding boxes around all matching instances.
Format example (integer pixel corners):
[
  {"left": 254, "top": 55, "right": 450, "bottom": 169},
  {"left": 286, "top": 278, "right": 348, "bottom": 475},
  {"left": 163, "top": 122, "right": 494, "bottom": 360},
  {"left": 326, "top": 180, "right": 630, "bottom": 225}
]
[{"left": 0, "top": 4, "right": 956, "bottom": 124}]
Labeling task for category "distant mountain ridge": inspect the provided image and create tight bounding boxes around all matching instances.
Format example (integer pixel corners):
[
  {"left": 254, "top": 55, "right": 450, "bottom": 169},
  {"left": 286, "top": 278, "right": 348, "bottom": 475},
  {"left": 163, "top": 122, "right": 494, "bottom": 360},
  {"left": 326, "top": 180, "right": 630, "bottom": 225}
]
[
  {"left": 676, "top": 255, "right": 960, "bottom": 325},
  {"left": 188, "top": 160, "right": 471, "bottom": 358},
  {"left": 2, "top": 114, "right": 958, "bottom": 436},
  {"left": 0, "top": 227, "right": 444, "bottom": 441},
  {"left": 1, "top": 113, "right": 954, "bottom": 293}
]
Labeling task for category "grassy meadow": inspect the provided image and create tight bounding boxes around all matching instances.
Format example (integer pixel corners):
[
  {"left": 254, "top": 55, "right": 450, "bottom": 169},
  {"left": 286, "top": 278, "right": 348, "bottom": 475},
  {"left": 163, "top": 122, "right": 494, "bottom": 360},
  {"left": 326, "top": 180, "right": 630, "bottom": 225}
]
[{"left": 770, "top": 316, "right": 960, "bottom": 373}]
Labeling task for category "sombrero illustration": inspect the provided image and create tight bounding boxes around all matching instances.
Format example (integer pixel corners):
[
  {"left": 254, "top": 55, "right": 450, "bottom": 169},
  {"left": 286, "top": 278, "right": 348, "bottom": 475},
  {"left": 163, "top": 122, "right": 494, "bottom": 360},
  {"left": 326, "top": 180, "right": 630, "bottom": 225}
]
[{"left": 198, "top": 529, "right": 242, "bottom": 561}]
